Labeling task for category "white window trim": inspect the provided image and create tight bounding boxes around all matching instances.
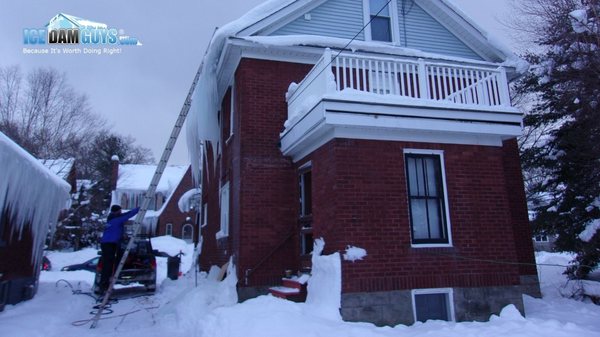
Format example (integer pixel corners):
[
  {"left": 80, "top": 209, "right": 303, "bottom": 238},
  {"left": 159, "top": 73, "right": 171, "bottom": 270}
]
[
  {"left": 165, "top": 223, "right": 173, "bottom": 236},
  {"left": 299, "top": 164, "right": 312, "bottom": 217},
  {"left": 363, "top": 0, "right": 400, "bottom": 44},
  {"left": 298, "top": 160, "right": 312, "bottom": 171},
  {"left": 411, "top": 288, "right": 456, "bottom": 322},
  {"left": 404, "top": 149, "right": 453, "bottom": 248},
  {"left": 229, "top": 82, "right": 235, "bottom": 138},
  {"left": 217, "top": 182, "right": 230, "bottom": 239},
  {"left": 201, "top": 203, "right": 208, "bottom": 228}
]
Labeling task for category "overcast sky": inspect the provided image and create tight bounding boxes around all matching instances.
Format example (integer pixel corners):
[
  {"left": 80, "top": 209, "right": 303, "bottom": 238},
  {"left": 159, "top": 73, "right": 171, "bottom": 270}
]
[{"left": 0, "top": 0, "right": 517, "bottom": 165}]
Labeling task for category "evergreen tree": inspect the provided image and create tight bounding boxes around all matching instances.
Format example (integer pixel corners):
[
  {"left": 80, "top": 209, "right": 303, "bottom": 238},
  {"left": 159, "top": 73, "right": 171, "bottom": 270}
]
[{"left": 516, "top": 0, "right": 600, "bottom": 278}]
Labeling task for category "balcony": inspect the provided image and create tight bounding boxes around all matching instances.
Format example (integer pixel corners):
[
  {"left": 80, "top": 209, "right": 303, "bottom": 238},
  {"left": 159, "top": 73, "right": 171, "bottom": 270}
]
[{"left": 280, "top": 49, "right": 523, "bottom": 161}]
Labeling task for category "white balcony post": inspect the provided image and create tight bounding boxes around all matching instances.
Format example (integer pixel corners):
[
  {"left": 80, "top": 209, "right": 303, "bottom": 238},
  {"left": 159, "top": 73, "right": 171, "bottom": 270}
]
[
  {"left": 417, "top": 59, "right": 429, "bottom": 99},
  {"left": 322, "top": 48, "right": 334, "bottom": 94},
  {"left": 497, "top": 67, "right": 511, "bottom": 106}
]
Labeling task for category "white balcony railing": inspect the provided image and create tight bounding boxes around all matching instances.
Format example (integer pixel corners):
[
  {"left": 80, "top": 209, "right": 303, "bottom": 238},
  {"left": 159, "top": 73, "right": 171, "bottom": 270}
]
[{"left": 287, "top": 49, "right": 512, "bottom": 121}]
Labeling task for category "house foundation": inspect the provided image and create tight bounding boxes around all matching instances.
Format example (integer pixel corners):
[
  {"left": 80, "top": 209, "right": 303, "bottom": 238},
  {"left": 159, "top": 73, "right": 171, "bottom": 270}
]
[{"left": 341, "top": 285, "right": 527, "bottom": 326}]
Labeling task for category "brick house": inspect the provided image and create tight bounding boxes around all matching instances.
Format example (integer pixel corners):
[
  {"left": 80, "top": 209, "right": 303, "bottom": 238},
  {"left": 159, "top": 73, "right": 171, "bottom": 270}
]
[
  {"left": 110, "top": 158, "right": 199, "bottom": 242},
  {"left": 188, "top": 0, "right": 540, "bottom": 326},
  {"left": 0, "top": 132, "right": 70, "bottom": 311}
]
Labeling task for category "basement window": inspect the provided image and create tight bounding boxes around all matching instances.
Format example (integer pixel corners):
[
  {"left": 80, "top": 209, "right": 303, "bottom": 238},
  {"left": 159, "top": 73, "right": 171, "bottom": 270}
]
[{"left": 412, "top": 289, "right": 455, "bottom": 323}]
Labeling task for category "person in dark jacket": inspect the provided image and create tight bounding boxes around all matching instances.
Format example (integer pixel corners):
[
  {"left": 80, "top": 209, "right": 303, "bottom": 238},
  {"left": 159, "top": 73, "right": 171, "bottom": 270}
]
[{"left": 98, "top": 205, "right": 140, "bottom": 293}]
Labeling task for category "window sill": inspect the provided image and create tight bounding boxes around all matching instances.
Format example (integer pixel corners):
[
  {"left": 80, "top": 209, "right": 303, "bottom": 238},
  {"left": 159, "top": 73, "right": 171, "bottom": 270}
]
[
  {"left": 410, "top": 243, "right": 453, "bottom": 249},
  {"left": 215, "top": 231, "right": 229, "bottom": 240}
]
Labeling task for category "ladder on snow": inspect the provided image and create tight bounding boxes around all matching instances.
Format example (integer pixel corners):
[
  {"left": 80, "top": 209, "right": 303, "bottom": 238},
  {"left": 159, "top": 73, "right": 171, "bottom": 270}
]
[{"left": 89, "top": 63, "right": 204, "bottom": 329}]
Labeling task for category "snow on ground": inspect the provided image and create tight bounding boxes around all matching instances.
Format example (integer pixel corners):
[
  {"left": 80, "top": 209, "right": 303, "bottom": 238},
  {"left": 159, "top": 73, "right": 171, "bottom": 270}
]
[{"left": 1, "top": 250, "right": 599, "bottom": 337}]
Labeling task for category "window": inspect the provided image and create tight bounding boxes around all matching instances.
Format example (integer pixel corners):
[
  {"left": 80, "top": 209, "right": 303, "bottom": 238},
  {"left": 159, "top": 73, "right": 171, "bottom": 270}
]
[
  {"left": 299, "top": 166, "right": 313, "bottom": 255},
  {"left": 165, "top": 223, "right": 173, "bottom": 236},
  {"left": 201, "top": 203, "right": 208, "bottom": 228},
  {"left": 405, "top": 151, "right": 451, "bottom": 245},
  {"left": 301, "top": 230, "right": 314, "bottom": 255},
  {"left": 182, "top": 224, "right": 193, "bottom": 243},
  {"left": 299, "top": 169, "right": 312, "bottom": 217},
  {"left": 229, "top": 82, "right": 235, "bottom": 138},
  {"left": 369, "top": 0, "right": 393, "bottom": 42},
  {"left": 217, "top": 182, "right": 230, "bottom": 239},
  {"left": 534, "top": 234, "right": 549, "bottom": 242},
  {"left": 412, "top": 289, "right": 455, "bottom": 323}
]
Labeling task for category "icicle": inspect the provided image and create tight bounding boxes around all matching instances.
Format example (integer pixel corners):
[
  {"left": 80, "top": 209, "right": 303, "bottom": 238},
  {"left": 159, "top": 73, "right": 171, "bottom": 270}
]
[{"left": 0, "top": 132, "right": 70, "bottom": 267}]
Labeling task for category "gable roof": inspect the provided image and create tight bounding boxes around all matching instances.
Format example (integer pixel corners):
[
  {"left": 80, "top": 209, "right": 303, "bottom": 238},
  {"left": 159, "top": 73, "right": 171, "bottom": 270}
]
[
  {"left": 187, "top": 0, "right": 521, "bottom": 177},
  {"left": 234, "top": 0, "right": 511, "bottom": 62},
  {"left": 40, "top": 158, "right": 75, "bottom": 180}
]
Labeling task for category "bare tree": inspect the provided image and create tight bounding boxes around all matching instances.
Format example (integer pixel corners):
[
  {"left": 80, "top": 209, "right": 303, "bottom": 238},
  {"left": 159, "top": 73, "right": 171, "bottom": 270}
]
[{"left": 0, "top": 66, "right": 106, "bottom": 159}]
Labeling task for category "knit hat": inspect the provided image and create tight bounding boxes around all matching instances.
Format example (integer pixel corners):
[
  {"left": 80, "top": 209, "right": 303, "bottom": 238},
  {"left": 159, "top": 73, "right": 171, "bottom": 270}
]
[{"left": 110, "top": 205, "right": 122, "bottom": 213}]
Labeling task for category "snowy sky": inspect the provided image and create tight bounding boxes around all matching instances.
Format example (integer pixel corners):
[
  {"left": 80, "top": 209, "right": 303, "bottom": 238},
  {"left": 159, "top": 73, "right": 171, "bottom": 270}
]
[{"left": 0, "top": 0, "right": 516, "bottom": 165}]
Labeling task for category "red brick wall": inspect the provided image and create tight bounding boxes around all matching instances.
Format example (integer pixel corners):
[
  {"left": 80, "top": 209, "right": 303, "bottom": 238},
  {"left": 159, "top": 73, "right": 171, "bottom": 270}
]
[
  {"left": 0, "top": 210, "right": 36, "bottom": 280},
  {"left": 236, "top": 59, "right": 312, "bottom": 286},
  {"left": 307, "top": 138, "right": 527, "bottom": 293},
  {"left": 199, "top": 58, "right": 312, "bottom": 285},
  {"left": 198, "top": 57, "right": 535, "bottom": 294},
  {"left": 502, "top": 139, "right": 538, "bottom": 276}
]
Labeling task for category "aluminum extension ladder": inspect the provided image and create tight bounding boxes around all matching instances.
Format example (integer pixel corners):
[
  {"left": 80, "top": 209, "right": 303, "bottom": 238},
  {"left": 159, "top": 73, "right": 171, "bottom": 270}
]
[{"left": 89, "top": 62, "right": 204, "bottom": 329}]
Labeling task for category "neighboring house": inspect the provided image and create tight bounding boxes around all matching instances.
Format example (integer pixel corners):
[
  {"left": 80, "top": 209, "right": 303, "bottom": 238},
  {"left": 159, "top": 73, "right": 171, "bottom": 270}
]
[
  {"left": 40, "top": 158, "right": 77, "bottom": 193},
  {"left": 187, "top": 0, "right": 540, "bottom": 326},
  {"left": 0, "top": 132, "right": 71, "bottom": 311},
  {"left": 533, "top": 234, "right": 557, "bottom": 252},
  {"left": 109, "top": 158, "right": 198, "bottom": 242}
]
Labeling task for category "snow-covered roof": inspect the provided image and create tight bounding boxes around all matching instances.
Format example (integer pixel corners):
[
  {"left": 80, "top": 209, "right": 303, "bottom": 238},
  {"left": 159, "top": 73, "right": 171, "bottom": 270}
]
[
  {"left": 187, "top": 0, "right": 520, "bottom": 172},
  {"left": 116, "top": 164, "right": 189, "bottom": 195},
  {"left": 0, "top": 132, "right": 71, "bottom": 266},
  {"left": 40, "top": 158, "right": 75, "bottom": 180}
]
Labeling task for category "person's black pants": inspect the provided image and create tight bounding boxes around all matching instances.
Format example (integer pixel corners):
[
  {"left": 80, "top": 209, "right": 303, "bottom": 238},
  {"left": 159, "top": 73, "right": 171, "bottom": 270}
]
[{"left": 100, "top": 242, "right": 118, "bottom": 291}]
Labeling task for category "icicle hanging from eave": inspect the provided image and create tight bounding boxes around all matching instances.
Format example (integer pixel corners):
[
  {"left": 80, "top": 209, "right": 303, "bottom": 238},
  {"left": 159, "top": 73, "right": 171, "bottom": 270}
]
[
  {"left": 186, "top": 65, "right": 220, "bottom": 185},
  {"left": 186, "top": 1, "right": 298, "bottom": 186},
  {"left": 0, "top": 132, "right": 71, "bottom": 268}
]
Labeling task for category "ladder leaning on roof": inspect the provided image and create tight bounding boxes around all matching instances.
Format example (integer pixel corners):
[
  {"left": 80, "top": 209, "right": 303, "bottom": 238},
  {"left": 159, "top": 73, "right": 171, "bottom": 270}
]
[{"left": 89, "top": 61, "right": 205, "bottom": 329}]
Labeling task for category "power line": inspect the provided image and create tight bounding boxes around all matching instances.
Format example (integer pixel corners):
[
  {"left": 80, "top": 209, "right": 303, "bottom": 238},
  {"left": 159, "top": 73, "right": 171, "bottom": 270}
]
[{"left": 287, "top": 0, "right": 393, "bottom": 107}]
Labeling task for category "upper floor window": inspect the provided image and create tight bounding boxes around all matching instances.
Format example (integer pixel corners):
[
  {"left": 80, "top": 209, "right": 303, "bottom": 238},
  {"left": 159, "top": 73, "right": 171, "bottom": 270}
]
[
  {"left": 369, "top": 0, "right": 393, "bottom": 42},
  {"left": 405, "top": 150, "right": 451, "bottom": 246}
]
